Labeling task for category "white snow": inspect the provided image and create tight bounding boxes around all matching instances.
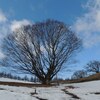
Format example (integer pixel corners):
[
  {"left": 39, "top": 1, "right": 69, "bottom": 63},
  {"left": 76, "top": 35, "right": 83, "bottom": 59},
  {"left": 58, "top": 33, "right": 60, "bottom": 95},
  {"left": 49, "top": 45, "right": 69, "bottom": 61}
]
[
  {"left": 0, "top": 77, "right": 33, "bottom": 83},
  {"left": 66, "top": 80, "right": 100, "bottom": 100},
  {"left": 0, "top": 84, "right": 71, "bottom": 100},
  {"left": 0, "top": 77, "right": 100, "bottom": 100}
]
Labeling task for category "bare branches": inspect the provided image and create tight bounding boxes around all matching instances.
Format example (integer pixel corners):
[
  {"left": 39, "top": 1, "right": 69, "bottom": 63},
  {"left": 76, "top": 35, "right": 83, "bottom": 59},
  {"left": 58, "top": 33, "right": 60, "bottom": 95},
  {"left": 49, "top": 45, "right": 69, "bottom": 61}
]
[
  {"left": 85, "top": 61, "right": 100, "bottom": 73},
  {"left": 2, "top": 19, "right": 82, "bottom": 84},
  {"left": 71, "top": 70, "right": 87, "bottom": 79}
]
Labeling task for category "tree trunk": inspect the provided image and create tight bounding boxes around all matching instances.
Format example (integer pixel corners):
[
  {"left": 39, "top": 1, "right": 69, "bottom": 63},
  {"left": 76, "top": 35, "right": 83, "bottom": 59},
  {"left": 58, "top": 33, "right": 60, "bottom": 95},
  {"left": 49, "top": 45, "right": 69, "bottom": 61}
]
[{"left": 41, "top": 78, "right": 51, "bottom": 85}]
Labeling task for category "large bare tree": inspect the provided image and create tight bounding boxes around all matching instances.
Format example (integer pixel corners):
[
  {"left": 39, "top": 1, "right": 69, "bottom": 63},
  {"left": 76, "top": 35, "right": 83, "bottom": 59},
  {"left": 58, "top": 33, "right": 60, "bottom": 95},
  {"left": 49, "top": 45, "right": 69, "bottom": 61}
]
[{"left": 2, "top": 19, "right": 82, "bottom": 84}]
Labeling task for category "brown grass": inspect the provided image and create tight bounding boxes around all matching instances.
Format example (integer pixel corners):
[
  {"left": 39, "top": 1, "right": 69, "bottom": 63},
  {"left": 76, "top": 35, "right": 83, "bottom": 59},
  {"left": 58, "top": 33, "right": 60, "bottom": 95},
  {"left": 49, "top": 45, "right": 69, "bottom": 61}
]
[
  {"left": 62, "top": 73, "right": 100, "bottom": 84},
  {"left": 0, "top": 73, "right": 100, "bottom": 87},
  {"left": 0, "top": 81, "right": 54, "bottom": 87}
]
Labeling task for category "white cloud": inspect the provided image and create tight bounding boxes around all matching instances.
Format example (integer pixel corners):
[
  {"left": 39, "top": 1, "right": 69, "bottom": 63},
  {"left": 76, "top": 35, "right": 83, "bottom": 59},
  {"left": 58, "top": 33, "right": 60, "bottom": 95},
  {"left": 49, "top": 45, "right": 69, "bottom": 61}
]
[
  {"left": 11, "top": 19, "right": 31, "bottom": 32},
  {"left": 0, "top": 10, "right": 7, "bottom": 23},
  {"left": 0, "top": 50, "right": 5, "bottom": 59},
  {"left": 0, "top": 11, "right": 31, "bottom": 59},
  {"left": 73, "top": 0, "right": 100, "bottom": 48},
  {"left": 0, "top": 10, "right": 8, "bottom": 59},
  {"left": 0, "top": 10, "right": 9, "bottom": 39},
  {"left": 0, "top": 23, "right": 10, "bottom": 59},
  {"left": 0, "top": 8, "right": 33, "bottom": 59}
]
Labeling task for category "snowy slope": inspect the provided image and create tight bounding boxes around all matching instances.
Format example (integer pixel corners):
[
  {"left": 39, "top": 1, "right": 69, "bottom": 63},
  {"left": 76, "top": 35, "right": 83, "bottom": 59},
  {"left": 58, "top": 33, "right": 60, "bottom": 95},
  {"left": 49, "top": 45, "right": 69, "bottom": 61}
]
[
  {"left": 0, "top": 78, "right": 100, "bottom": 100},
  {"left": 0, "top": 85, "right": 70, "bottom": 100},
  {"left": 66, "top": 80, "right": 100, "bottom": 100},
  {"left": 0, "top": 77, "right": 33, "bottom": 83}
]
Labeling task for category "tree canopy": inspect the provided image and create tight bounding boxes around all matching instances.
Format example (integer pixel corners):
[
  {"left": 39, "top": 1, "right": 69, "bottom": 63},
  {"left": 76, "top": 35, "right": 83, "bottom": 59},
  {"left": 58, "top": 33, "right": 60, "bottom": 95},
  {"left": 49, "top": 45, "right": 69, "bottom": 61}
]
[{"left": 2, "top": 19, "right": 82, "bottom": 84}]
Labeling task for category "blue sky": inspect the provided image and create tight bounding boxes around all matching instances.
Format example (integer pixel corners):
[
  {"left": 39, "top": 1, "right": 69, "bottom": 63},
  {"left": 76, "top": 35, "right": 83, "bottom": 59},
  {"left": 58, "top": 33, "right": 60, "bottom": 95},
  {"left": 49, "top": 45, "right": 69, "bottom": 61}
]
[
  {"left": 0, "top": 0, "right": 100, "bottom": 78},
  {"left": 0, "top": 0, "right": 86, "bottom": 22}
]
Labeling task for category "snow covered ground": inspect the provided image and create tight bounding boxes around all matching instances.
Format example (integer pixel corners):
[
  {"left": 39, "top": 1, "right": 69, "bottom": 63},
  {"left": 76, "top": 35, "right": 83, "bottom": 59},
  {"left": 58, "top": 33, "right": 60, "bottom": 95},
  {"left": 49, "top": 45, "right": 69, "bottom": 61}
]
[
  {"left": 0, "top": 78, "right": 100, "bottom": 100},
  {"left": 66, "top": 80, "right": 100, "bottom": 100},
  {"left": 0, "top": 84, "right": 70, "bottom": 100},
  {"left": 0, "top": 77, "right": 32, "bottom": 83}
]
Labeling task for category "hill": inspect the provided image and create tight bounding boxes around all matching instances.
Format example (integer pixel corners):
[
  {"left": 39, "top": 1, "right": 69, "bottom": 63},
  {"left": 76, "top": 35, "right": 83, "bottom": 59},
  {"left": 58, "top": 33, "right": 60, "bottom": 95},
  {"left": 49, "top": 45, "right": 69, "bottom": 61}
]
[
  {"left": 65, "top": 73, "right": 100, "bottom": 83},
  {"left": 0, "top": 77, "right": 100, "bottom": 100},
  {"left": 0, "top": 77, "right": 53, "bottom": 87}
]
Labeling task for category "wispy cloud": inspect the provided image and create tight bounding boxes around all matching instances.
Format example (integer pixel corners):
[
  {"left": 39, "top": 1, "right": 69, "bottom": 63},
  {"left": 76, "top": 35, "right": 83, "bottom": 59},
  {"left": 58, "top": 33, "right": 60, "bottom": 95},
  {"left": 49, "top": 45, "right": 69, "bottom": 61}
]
[
  {"left": 0, "top": 10, "right": 31, "bottom": 59},
  {"left": 0, "top": 10, "right": 9, "bottom": 40},
  {"left": 0, "top": 10, "right": 8, "bottom": 59},
  {"left": 30, "top": 0, "right": 48, "bottom": 18},
  {"left": 0, "top": 10, "right": 7, "bottom": 23},
  {"left": 73, "top": 0, "right": 100, "bottom": 48},
  {"left": 11, "top": 19, "right": 31, "bottom": 32}
]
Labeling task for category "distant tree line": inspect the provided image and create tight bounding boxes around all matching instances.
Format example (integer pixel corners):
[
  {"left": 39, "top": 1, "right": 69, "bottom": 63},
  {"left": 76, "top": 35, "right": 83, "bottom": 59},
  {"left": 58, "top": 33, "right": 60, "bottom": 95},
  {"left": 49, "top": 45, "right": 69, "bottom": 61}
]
[
  {"left": 71, "top": 60, "right": 100, "bottom": 80},
  {"left": 0, "top": 72, "right": 65, "bottom": 82},
  {"left": 0, "top": 72, "right": 40, "bottom": 82}
]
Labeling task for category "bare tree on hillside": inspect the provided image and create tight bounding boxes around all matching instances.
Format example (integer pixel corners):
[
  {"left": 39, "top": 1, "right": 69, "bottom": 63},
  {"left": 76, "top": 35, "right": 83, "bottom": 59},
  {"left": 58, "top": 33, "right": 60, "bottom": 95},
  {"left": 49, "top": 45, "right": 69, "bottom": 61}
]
[
  {"left": 71, "top": 70, "right": 87, "bottom": 79},
  {"left": 2, "top": 19, "right": 82, "bottom": 84},
  {"left": 85, "top": 61, "right": 100, "bottom": 74}
]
